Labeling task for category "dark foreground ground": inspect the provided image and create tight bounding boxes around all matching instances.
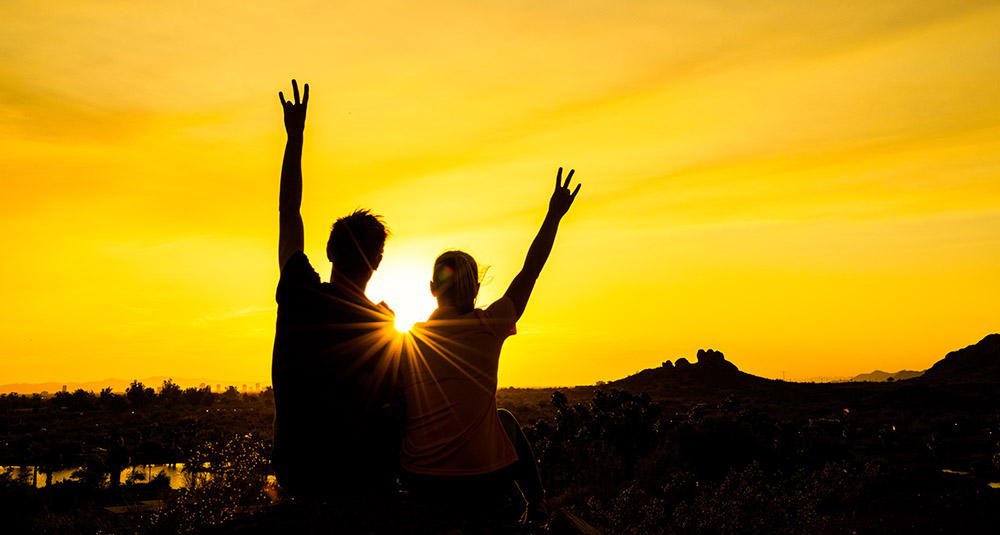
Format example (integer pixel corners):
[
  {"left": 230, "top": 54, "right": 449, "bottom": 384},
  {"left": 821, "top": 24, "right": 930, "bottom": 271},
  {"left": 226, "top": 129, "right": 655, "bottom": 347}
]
[{"left": 2, "top": 372, "right": 999, "bottom": 534}]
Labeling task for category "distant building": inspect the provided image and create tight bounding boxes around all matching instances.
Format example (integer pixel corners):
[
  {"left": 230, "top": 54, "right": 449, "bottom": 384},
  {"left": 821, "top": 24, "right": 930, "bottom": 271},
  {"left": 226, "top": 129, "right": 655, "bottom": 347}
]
[
  {"left": 255, "top": 382, "right": 261, "bottom": 393},
  {"left": 242, "top": 384, "right": 247, "bottom": 394},
  {"left": 216, "top": 384, "right": 221, "bottom": 393},
  {"left": 62, "top": 385, "right": 67, "bottom": 393}
]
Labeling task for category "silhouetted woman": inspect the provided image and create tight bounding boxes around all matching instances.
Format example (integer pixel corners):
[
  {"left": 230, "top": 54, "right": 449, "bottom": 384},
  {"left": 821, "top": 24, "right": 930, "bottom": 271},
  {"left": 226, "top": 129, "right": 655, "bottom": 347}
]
[{"left": 400, "top": 168, "right": 581, "bottom": 524}]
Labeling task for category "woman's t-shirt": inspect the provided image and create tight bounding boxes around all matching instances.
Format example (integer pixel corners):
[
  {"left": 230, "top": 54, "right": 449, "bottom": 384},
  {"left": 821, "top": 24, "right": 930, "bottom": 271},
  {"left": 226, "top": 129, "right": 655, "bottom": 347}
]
[{"left": 400, "top": 297, "right": 519, "bottom": 476}]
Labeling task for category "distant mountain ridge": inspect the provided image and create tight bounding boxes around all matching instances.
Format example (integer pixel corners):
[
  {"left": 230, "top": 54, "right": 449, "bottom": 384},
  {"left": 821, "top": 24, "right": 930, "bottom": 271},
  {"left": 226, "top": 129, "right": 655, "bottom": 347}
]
[
  {"left": 849, "top": 369, "right": 924, "bottom": 383},
  {"left": 803, "top": 369, "right": 925, "bottom": 383},
  {"left": 0, "top": 376, "right": 269, "bottom": 395}
]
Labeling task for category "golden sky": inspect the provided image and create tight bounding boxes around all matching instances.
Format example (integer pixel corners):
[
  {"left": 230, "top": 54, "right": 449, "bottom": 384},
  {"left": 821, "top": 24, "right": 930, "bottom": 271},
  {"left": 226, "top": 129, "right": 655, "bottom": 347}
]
[{"left": 1, "top": 0, "right": 998, "bottom": 386}]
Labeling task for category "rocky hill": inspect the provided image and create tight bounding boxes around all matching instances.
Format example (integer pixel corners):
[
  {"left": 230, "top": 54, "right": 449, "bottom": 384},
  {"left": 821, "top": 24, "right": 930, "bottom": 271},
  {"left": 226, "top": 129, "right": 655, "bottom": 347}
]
[
  {"left": 607, "top": 335, "right": 998, "bottom": 404},
  {"left": 920, "top": 333, "right": 1000, "bottom": 383},
  {"left": 610, "top": 349, "right": 777, "bottom": 399}
]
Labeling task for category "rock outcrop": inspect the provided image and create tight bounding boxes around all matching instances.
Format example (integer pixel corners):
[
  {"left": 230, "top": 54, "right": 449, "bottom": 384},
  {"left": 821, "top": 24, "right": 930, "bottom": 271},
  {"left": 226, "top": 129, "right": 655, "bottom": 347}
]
[{"left": 614, "top": 348, "right": 772, "bottom": 398}]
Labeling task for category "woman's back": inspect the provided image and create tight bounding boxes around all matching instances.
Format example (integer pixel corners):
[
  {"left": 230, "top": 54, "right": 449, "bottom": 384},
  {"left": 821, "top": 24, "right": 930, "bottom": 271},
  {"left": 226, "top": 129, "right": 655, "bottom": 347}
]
[
  {"left": 399, "top": 168, "right": 579, "bottom": 519},
  {"left": 400, "top": 298, "right": 519, "bottom": 476}
]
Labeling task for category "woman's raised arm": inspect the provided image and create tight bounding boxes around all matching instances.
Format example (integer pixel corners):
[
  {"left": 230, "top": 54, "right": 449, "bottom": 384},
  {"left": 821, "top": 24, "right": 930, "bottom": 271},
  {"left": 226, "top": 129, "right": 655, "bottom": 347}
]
[{"left": 503, "top": 167, "right": 581, "bottom": 320}]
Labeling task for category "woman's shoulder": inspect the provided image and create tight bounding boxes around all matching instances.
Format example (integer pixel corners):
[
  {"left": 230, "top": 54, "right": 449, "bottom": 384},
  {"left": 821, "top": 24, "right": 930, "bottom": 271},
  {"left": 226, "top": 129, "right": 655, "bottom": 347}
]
[
  {"left": 479, "top": 297, "right": 517, "bottom": 338},
  {"left": 482, "top": 296, "right": 515, "bottom": 317}
]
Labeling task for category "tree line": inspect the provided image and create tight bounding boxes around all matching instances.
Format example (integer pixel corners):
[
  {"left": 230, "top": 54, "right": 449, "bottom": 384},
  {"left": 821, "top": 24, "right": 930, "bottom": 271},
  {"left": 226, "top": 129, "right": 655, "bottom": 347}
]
[{"left": 0, "top": 380, "right": 273, "bottom": 412}]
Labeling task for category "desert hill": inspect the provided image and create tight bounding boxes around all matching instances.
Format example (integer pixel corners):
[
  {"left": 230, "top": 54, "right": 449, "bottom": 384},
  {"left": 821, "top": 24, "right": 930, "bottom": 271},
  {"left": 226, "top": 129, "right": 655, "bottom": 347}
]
[
  {"left": 610, "top": 348, "right": 779, "bottom": 399},
  {"left": 611, "top": 334, "right": 998, "bottom": 396},
  {"left": 919, "top": 333, "right": 1000, "bottom": 383},
  {"left": 597, "top": 335, "right": 998, "bottom": 413}
]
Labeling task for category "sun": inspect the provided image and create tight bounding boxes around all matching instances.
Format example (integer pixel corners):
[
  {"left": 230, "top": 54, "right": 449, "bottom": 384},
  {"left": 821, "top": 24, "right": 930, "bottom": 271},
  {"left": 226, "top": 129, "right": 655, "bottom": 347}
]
[
  {"left": 365, "top": 259, "right": 438, "bottom": 333},
  {"left": 391, "top": 302, "right": 432, "bottom": 333}
]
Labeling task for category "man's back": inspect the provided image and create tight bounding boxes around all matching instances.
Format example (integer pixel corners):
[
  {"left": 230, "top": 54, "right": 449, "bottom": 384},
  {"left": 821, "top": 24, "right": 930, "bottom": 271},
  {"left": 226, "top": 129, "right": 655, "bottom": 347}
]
[{"left": 272, "top": 251, "right": 402, "bottom": 498}]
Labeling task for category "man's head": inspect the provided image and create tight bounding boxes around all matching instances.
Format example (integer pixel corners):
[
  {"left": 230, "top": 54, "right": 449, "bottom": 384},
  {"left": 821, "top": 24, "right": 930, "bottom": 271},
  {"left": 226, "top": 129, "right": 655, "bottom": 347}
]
[{"left": 327, "top": 209, "right": 389, "bottom": 282}]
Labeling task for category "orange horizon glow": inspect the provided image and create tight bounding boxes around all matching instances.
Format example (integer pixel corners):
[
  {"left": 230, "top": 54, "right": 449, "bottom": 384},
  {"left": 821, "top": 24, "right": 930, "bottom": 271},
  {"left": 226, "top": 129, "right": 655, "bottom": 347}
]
[{"left": 1, "top": 1, "right": 999, "bottom": 387}]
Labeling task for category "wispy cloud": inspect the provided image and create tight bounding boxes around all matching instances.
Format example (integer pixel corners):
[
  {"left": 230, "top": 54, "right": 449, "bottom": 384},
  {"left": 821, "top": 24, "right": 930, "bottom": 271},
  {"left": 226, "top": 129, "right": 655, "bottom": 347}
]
[{"left": 199, "top": 305, "right": 275, "bottom": 323}]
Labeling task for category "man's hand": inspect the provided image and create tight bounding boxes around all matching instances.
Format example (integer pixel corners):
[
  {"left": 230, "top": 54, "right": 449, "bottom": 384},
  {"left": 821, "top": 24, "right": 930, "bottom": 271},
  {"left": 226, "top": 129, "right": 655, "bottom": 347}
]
[
  {"left": 278, "top": 79, "right": 308, "bottom": 269},
  {"left": 548, "top": 167, "right": 581, "bottom": 219},
  {"left": 279, "top": 79, "right": 309, "bottom": 138}
]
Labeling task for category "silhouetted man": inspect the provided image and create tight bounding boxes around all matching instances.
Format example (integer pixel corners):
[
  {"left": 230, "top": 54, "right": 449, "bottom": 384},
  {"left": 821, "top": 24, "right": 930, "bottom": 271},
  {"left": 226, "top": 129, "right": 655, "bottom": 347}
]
[{"left": 271, "top": 80, "right": 402, "bottom": 499}]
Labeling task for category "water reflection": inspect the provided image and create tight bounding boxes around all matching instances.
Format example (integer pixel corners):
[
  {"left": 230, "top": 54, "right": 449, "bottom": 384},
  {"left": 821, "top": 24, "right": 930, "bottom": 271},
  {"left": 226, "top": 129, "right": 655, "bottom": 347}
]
[
  {"left": 2, "top": 464, "right": 188, "bottom": 489},
  {"left": 940, "top": 469, "right": 1000, "bottom": 490},
  {"left": 121, "top": 464, "right": 187, "bottom": 488},
  {"left": 1, "top": 465, "right": 276, "bottom": 491}
]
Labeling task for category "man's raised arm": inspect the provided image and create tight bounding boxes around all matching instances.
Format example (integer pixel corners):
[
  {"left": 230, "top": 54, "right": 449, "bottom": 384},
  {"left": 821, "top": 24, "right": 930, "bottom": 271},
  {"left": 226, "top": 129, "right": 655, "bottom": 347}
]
[{"left": 278, "top": 79, "right": 309, "bottom": 270}]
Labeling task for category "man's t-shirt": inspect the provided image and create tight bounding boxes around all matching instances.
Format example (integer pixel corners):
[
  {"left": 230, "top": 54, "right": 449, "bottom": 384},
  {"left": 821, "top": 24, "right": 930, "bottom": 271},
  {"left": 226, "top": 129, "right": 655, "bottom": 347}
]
[
  {"left": 271, "top": 251, "right": 401, "bottom": 497},
  {"left": 400, "top": 297, "right": 520, "bottom": 476}
]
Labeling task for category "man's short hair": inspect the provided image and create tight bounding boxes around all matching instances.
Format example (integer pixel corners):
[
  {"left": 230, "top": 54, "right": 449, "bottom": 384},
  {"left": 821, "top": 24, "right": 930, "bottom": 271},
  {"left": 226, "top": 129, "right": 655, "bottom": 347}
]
[{"left": 326, "top": 209, "right": 389, "bottom": 278}]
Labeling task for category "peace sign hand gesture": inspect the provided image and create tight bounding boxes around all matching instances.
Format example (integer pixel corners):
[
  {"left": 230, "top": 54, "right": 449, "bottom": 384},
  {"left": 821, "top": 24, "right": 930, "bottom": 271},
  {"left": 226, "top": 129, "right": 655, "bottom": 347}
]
[
  {"left": 279, "top": 79, "right": 309, "bottom": 138},
  {"left": 548, "top": 167, "right": 581, "bottom": 219}
]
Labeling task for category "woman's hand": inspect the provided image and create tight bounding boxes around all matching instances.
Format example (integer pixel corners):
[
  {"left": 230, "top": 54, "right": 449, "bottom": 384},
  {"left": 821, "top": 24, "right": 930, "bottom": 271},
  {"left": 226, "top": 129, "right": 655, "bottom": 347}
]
[
  {"left": 549, "top": 167, "right": 581, "bottom": 219},
  {"left": 279, "top": 79, "right": 309, "bottom": 138},
  {"left": 504, "top": 167, "right": 582, "bottom": 319}
]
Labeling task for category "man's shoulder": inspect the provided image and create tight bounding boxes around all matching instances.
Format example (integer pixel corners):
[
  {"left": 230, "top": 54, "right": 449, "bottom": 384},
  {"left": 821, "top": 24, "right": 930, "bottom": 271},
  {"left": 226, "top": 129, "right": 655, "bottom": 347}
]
[
  {"left": 281, "top": 250, "right": 316, "bottom": 274},
  {"left": 276, "top": 251, "right": 324, "bottom": 311},
  {"left": 278, "top": 251, "right": 321, "bottom": 287}
]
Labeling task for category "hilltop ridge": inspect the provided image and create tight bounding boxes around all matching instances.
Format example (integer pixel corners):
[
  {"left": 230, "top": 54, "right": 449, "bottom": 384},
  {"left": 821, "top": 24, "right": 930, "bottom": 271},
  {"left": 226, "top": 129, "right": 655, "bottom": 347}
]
[
  {"left": 920, "top": 333, "right": 1000, "bottom": 383},
  {"left": 606, "top": 334, "right": 999, "bottom": 400},
  {"left": 610, "top": 348, "right": 777, "bottom": 399}
]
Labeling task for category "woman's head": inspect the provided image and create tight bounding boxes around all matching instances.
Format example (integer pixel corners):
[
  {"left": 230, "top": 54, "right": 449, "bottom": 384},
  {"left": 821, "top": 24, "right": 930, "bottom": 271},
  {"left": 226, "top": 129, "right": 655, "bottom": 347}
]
[{"left": 430, "top": 250, "right": 482, "bottom": 314}]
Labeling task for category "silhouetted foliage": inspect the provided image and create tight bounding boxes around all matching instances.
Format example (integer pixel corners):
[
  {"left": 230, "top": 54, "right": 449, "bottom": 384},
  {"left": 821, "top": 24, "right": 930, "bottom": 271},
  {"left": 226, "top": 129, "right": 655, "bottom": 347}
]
[
  {"left": 0, "top": 469, "right": 41, "bottom": 534},
  {"left": 151, "top": 433, "right": 273, "bottom": 533},
  {"left": 182, "top": 385, "right": 214, "bottom": 406},
  {"left": 126, "top": 380, "right": 155, "bottom": 409},
  {"left": 527, "top": 389, "right": 662, "bottom": 501},
  {"left": 69, "top": 458, "right": 110, "bottom": 490},
  {"left": 519, "top": 378, "right": 1000, "bottom": 534},
  {"left": 100, "top": 387, "right": 128, "bottom": 411},
  {"left": 158, "top": 379, "right": 183, "bottom": 406},
  {"left": 4, "top": 350, "right": 1000, "bottom": 534},
  {"left": 222, "top": 385, "right": 240, "bottom": 403}
]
